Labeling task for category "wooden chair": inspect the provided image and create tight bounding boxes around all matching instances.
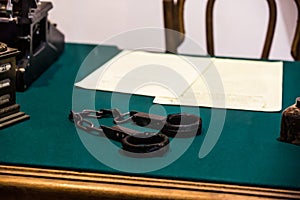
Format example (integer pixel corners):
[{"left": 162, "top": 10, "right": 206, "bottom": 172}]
[
  {"left": 205, "top": 0, "right": 277, "bottom": 59},
  {"left": 291, "top": 0, "right": 300, "bottom": 60},
  {"left": 163, "top": 0, "right": 186, "bottom": 53},
  {"left": 163, "top": 0, "right": 300, "bottom": 60}
]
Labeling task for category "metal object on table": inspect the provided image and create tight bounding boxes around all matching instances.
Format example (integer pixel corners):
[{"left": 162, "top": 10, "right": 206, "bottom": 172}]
[
  {"left": 0, "top": 0, "right": 64, "bottom": 91},
  {"left": 70, "top": 109, "right": 202, "bottom": 154},
  {"left": 70, "top": 109, "right": 170, "bottom": 155},
  {"left": 278, "top": 97, "right": 300, "bottom": 145},
  {"left": 130, "top": 111, "right": 202, "bottom": 137},
  {"left": 0, "top": 42, "right": 29, "bottom": 129}
]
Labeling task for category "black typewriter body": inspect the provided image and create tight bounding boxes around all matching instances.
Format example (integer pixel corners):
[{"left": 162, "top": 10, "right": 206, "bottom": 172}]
[{"left": 0, "top": 0, "right": 64, "bottom": 91}]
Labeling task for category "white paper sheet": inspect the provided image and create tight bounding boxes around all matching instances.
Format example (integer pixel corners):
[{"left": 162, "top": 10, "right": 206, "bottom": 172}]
[
  {"left": 154, "top": 58, "right": 283, "bottom": 112},
  {"left": 75, "top": 50, "right": 283, "bottom": 112},
  {"left": 75, "top": 50, "right": 212, "bottom": 97}
]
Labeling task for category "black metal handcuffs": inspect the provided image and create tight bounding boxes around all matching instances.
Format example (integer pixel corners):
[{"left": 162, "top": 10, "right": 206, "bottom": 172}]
[{"left": 69, "top": 109, "right": 202, "bottom": 154}]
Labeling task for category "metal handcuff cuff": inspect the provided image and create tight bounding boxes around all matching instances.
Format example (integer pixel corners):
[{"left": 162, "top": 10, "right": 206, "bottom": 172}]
[{"left": 69, "top": 109, "right": 202, "bottom": 154}]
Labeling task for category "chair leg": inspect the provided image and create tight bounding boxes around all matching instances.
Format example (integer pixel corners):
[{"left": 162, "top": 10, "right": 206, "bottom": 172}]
[
  {"left": 291, "top": 0, "right": 300, "bottom": 61},
  {"left": 262, "top": 0, "right": 277, "bottom": 59},
  {"left": 163, "top": 0, "right": 186, "bottom": 53},
  {"left": 206, "top": 0, "right": 216, "bottom": 57}
]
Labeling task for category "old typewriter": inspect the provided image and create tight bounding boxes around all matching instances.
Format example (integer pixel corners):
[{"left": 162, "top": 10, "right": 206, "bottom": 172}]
[
  {"left": 0, "top": 0, "right": 64, "bottom": 91},
  {"left": 0, "top": 42, "right": 29, "bottom": 129}
]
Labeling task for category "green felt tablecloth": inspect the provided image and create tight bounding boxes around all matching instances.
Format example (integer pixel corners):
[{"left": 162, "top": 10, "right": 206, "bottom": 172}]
[{"left": 1, "top": 43, "right": 300, "bottom": 190}]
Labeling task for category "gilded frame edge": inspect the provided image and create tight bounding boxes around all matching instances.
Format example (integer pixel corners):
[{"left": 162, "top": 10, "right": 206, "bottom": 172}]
[{"left": 0, "top": 165, "right": 299, "bottom": 199}]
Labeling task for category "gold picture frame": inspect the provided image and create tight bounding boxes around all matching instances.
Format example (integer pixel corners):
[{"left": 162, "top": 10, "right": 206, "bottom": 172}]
[{"left": 0, "top": 164, "right": 299, "bottom": 199}]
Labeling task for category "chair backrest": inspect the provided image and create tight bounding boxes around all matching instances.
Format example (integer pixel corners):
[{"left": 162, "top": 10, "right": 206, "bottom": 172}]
[
  {"left": 206, "top": 0, "right": 277, "bottom": 60},
  {"left": 163, "top": 0, "right": 186, "bottom": 53},
  {"left": 163, "top": 0, "right": 300, "bottom": 60},
  {"left": 291, "top": 0, "right": 300, "bottom": 60}
]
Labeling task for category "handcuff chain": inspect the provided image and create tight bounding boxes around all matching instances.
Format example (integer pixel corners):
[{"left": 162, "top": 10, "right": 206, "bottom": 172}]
[
  {"left": 70, "top": 109, "right": 133, "bottom": 134},
  {"left": 70, "top": 111, "right": 103, "bottom": 136},
  {"left": 114, "top": 112, "right": 132, "bottom": 124}
]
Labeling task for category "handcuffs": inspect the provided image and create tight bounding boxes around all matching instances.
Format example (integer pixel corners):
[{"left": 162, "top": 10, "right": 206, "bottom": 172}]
[{"left": 69, "top": 109, "right": 202, "bottom": 154}]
